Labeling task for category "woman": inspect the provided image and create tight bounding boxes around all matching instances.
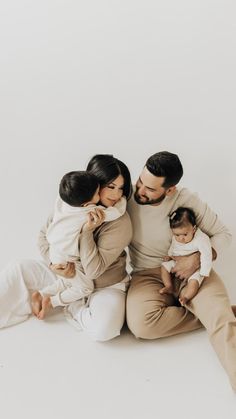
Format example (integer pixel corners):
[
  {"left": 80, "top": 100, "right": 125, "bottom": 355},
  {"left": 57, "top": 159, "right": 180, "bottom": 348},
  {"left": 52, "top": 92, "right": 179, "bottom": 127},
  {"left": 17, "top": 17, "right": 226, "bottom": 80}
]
[{"left": 0, "top": 154, "right": 132, "bottom": 341}]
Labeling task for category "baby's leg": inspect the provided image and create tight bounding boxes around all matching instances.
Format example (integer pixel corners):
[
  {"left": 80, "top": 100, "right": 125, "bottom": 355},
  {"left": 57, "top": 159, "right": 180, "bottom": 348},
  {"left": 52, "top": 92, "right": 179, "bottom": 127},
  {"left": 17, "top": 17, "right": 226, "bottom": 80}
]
[
  {"left": 31, "top": 291, "right": 42, "bottom": 316},
  {"left": 179, "top": 279, "right": 199, "bottom": 306},
  {"left": 38, "top": 296, "right": 52, "bottom": 320},
  {"left": 160, "top": 266, "right": 174, "bottom": 295}
]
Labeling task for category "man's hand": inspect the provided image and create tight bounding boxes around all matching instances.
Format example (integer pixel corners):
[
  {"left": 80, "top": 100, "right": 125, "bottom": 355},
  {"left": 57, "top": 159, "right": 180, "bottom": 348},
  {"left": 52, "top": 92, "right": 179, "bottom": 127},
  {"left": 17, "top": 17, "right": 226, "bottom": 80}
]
[
  {"left": 50, "top": 262, "right": 76, "bottom": 278},
  {"left": 171, "top": 252, "right": 200, "bottom": 280}
]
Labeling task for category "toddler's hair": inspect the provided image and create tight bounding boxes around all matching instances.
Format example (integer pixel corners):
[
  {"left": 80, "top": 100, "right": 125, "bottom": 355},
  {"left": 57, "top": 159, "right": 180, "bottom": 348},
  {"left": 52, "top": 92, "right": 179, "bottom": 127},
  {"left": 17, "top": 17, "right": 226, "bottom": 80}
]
[
  {"left": 169, "top": 207, "right": 197, "bottom": 229},
  {"left": 59, "top": 171, "right": 99, "bottom": 206}
]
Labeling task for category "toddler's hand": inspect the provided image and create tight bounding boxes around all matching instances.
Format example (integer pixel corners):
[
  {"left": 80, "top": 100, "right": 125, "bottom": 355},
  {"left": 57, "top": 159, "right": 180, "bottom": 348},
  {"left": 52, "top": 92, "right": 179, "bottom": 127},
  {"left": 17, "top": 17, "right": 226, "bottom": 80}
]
[
  {"left": 82, "top": 208, "right": 105, "bottom": 232},
  {"left": 50, "top": 262, "right": 76, "bottom": 278}
]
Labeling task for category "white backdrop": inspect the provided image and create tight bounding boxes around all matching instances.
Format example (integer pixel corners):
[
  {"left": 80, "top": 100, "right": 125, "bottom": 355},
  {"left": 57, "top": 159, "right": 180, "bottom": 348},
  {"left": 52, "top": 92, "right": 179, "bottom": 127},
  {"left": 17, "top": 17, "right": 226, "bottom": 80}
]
[{"left": 0, "top": 1, "right": 236, "bottom": 300}]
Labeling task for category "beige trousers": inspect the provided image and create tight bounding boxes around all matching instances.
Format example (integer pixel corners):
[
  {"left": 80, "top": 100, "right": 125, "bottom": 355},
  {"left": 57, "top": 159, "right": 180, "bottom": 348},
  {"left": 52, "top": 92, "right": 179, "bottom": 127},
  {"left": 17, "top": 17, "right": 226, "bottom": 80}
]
[{"left": 126, "top": 267, "right": 236, "bottom": 391}]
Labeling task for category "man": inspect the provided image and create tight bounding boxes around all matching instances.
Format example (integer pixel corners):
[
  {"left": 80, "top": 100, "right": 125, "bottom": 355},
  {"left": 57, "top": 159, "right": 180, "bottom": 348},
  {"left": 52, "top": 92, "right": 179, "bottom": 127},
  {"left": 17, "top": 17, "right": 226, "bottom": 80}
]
[{"left": 126, "top": 151, "right": 236, "bottom": 391}]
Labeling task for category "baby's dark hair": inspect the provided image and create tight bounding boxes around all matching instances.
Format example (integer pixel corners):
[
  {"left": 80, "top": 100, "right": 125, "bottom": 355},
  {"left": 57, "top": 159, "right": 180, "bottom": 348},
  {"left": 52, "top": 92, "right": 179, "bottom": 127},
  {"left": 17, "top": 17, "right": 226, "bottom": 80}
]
[
  {"left": 169, "top": 207, "right": 197, "bottom": 229},
  {"left": 59, "top": 171, "right": 99, "bottom": 206}
]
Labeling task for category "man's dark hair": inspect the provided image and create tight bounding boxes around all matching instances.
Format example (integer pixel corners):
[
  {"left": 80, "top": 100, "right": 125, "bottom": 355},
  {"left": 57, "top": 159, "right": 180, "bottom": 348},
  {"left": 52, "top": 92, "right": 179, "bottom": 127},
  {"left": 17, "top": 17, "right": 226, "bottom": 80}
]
[
  {"left": 87, "top": 154, "right": 132, "bottom": 200},
  {"left": 169, "top": 207, "right": 197, "bottom": 229},
  {"left": 146, "top": 151, "right": 183, "bottom": 188},
  {"left": 59, "top": 171, "right": 99, "bottom": 206}
]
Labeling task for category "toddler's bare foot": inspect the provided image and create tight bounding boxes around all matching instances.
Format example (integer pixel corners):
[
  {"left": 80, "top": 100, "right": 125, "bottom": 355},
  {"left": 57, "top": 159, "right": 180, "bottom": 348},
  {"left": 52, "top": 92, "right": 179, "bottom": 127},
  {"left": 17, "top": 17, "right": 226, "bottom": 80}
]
[
  {"left": 31, "top": 291, "right": 42, "bottom": 316},
  {"left": 160, "top": 286, "right": 173, "bottom": 295},
  {"left": 38, "top": 296, "right": 52, "bottom": 320}
]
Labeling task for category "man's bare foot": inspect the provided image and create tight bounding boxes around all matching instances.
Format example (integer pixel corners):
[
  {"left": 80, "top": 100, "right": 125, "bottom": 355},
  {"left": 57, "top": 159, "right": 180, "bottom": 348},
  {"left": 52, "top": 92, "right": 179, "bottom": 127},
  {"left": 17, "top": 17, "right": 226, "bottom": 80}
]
[
  {"left": 38, "top": 296, "right": 52, "bottom": 320},
  {"left": 31, "top": 291, "right": 42, "bottom": 316},
  {"left": 160, "top": 286, "right": 173, "bottom": 295},
  {"left": 232, "top": 305, "right": 236, "bottom": 316}
]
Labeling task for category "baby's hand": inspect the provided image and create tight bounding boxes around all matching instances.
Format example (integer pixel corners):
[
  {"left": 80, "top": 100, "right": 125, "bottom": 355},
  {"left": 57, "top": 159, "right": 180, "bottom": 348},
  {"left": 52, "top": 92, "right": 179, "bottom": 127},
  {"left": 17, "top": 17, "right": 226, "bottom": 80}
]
[{"left": 163, "top": 256, "right": 172, "bottom": 262}]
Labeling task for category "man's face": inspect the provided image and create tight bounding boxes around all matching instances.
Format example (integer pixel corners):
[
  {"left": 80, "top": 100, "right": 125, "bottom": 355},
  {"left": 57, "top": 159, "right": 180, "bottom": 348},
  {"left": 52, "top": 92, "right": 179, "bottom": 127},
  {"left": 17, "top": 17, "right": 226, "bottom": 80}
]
[{"left": 134, "top": 166, "right": 170, "bottom": 206}]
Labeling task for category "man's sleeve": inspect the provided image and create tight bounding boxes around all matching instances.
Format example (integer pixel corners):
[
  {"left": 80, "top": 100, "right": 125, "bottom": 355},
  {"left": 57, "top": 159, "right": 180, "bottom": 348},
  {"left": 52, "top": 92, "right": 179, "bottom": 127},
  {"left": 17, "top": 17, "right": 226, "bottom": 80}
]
[{"left": 180, "top": 190, "right": 232, "bottom": 256}]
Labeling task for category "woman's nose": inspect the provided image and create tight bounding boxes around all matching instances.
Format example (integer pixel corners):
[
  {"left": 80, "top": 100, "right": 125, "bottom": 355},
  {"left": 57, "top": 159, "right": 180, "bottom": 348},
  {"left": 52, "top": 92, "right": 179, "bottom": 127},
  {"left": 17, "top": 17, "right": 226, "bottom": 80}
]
[{"left": 111, "top": 189, "right": 121, "bottom": 198}]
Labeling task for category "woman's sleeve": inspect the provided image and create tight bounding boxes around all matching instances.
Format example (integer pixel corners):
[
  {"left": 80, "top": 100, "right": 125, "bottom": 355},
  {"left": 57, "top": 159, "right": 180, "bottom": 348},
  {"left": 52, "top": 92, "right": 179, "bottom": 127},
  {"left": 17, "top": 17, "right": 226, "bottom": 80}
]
[
  {"left": 37, "top": 215, "right": 53, "bottom": 266},
  {"left": 79, "top": 213, "right": 133, "bottom": 279}
]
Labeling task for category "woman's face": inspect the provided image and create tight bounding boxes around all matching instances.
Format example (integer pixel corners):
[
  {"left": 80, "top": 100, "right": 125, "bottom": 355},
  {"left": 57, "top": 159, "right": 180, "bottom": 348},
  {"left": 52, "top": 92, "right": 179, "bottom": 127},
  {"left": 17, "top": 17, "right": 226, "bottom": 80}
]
[{"left": 99, "top": 175, "right": 124, "bottom": 207}]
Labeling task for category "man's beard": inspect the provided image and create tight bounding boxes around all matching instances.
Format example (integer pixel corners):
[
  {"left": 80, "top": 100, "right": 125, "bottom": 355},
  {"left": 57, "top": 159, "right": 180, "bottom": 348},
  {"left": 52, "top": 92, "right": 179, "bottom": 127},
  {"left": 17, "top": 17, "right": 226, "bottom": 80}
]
[{"left": 134, "top": 188, "right": 166, "bottom": 205}]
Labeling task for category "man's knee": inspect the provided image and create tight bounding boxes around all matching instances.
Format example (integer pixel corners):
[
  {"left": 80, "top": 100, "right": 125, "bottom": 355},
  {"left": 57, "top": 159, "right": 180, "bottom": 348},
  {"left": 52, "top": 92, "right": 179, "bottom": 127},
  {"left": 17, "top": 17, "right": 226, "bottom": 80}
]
[{"left": 126, "top": 301, "right": 163, "bottom": 339}]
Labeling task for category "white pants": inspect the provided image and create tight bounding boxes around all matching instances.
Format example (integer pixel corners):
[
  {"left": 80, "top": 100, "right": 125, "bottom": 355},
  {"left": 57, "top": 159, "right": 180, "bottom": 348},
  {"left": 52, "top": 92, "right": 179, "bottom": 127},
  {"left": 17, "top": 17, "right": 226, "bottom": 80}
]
[{"left": 0, "top": 259, "right": 126, "bottom": 341}]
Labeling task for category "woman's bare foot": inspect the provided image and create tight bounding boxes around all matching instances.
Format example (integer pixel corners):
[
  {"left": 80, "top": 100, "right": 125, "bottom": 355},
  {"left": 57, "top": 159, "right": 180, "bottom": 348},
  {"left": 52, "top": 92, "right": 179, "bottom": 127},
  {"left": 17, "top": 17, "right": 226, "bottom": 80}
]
[
  {"left": 31, "top": 291, "right": 42, "bottom": 316},
  {"left": 38, "top": 296, "right": 52, "bottom": 320},
  {"left": 160, "top": 285, "right": 174, "bottom": 295}
]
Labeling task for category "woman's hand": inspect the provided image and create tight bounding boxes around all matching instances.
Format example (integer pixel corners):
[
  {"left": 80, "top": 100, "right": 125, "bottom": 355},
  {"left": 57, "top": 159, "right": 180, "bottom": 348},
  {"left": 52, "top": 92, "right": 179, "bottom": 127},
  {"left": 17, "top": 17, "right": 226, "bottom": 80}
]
[
  {"left": 171, "top": 252, "right": 200, "bottom": 280},
  {"left": 50, "top": 262, "right": 76, "bottom": 278},
  {"left": 82, "top": 208, "right": 105, "bottom": 232}
]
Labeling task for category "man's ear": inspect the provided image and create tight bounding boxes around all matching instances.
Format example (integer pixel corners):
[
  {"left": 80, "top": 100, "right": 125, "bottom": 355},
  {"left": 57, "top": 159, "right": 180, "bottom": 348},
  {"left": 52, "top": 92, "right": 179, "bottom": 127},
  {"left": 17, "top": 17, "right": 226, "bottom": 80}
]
[{"left": 165, "top": 186, "right": 176, "bottom": 196}]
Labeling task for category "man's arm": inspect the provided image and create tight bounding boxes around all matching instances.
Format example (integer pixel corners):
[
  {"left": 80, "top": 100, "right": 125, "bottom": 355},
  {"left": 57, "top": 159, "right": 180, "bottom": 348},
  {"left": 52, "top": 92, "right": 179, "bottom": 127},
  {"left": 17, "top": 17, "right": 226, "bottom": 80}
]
[
  {"left": 170, "top": 190, "right": 231, "bottom": 280},
  {"left": 171, "top": 248, "right": 216, "bottom": 280}
]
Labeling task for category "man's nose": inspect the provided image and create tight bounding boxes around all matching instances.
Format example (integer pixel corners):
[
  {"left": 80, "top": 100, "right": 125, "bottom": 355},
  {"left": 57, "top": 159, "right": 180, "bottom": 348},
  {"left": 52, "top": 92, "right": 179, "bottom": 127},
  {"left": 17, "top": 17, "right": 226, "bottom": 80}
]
[{"left": 138, "top": 185, "right": 146, "bottom": 195}]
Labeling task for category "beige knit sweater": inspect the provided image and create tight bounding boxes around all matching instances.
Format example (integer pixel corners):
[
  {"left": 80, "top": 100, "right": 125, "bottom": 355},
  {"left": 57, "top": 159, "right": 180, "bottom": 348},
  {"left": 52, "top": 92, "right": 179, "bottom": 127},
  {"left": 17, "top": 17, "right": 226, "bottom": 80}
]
[
  {"left": 128, "top": 187, "right": 231, "bottom": 271},
  {"left": 38, "top": 212, "right": 132, "bottom": 289}
]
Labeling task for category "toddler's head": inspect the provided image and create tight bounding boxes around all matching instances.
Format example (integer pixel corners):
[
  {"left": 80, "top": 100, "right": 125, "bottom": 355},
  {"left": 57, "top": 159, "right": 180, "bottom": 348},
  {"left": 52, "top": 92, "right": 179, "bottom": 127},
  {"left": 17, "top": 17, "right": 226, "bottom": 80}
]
[
  {"left": 59, "top": 171, "right": 100, "bottom": 207},
  {"left": 169, "top": 207, "right": 197, "bottom": 244}
]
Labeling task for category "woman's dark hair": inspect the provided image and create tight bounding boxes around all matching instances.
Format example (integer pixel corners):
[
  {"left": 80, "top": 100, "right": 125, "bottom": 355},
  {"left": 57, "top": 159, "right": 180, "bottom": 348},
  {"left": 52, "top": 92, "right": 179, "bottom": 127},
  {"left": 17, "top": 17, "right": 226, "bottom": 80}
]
[
  {"left": 86, "top": 154, "right": 132, "bottom": 199},
  {"left": 146, "top": 151, "right": 183, "bottom": 188},
  {"left": 169, "top": 207, "right": 197, "bottom": 229},
  {"left": 59, "top": 171, "right": 99, "bottom": 206}
]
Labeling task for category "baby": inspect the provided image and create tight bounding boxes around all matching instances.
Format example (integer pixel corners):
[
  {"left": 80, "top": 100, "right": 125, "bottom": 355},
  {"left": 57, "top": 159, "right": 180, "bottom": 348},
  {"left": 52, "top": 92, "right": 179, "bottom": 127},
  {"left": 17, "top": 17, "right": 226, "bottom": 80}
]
[{"left": 160, "top": 207, "right": 212, "bottom": 305}]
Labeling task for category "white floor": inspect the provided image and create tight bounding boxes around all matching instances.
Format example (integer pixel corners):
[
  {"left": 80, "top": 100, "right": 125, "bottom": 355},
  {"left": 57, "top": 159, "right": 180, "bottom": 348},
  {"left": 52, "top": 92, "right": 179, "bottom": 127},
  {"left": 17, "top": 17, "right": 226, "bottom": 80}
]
[
  {"left": 1, "top": 1, "right": 236, "bottom": 416},
  {"left": 1, "top": 261, "right": 236, "bottom": 419}
]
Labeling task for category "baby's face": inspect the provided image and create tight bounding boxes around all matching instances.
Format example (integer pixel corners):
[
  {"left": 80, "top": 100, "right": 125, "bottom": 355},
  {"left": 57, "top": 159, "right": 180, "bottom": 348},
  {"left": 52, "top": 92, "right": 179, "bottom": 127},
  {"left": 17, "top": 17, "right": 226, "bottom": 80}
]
[{"left": 172, "top": 223, "right": 196, "bottom": 244}]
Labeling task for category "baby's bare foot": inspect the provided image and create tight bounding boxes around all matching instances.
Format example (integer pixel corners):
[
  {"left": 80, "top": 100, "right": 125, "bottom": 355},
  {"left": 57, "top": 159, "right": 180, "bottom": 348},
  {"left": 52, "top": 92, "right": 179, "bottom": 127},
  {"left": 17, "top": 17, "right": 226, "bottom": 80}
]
[
  {"left": 160, "top": 286, "right": 173, "bottom": 295},
  {"left": 31, "top": 291, "right": 42, "bottom": 316},
  {"left": 179, "top": 295, "right": 189, "bottom": 306},
  {"left": 38, "top": 296, "right": 52, "bottom": 320}
]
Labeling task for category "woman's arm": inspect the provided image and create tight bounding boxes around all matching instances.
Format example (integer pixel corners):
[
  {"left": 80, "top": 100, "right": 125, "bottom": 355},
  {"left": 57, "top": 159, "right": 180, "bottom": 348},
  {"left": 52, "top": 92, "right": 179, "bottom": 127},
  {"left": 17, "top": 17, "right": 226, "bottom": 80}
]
[{"left": 79, "top": 212, "right": 132, "bottom": 279}]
